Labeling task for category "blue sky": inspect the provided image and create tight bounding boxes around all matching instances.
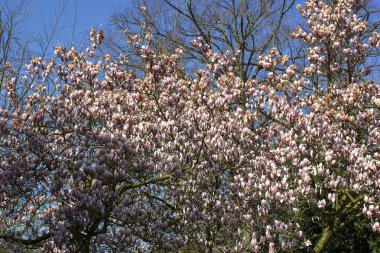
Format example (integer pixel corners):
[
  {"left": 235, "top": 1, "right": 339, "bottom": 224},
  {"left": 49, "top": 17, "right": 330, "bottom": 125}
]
[{"left": 8, "top": 0, "right": 130, "bottom": 56}]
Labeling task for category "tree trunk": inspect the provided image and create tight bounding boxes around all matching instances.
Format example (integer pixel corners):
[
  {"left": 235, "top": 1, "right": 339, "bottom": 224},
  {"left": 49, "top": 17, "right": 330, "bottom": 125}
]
[
  {"left": 79, "top": 237, "right": 90, "bottom": 253},
  {"left": 313, "top": 226, "right": 333, "bottom": 253}
]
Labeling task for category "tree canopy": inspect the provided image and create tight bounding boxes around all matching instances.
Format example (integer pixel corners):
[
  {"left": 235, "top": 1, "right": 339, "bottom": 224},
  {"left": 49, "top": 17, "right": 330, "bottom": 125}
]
[{"left": 0, "top": 0, "right": 380, "bottom": 252}]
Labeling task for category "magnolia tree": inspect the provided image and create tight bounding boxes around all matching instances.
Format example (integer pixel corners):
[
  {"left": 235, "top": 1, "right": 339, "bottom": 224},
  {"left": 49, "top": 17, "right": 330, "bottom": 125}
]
[{"left": 0, "top": 0, "right": 379, "bottom": 252}]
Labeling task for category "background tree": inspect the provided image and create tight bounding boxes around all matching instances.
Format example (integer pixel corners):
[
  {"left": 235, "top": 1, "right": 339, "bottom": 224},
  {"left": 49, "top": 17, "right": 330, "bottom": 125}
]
[
  {"left": 0, "top": 0, "right": 33, "bottom": 110},
  {"left": 110, "top": 0, "right": 380, "bottom": 82},
  {"left": 0, "top": 0, "right": 75, "bottom": 111},
  {"left": 109, "top": 0, "right": 298, "bottom": 81}
]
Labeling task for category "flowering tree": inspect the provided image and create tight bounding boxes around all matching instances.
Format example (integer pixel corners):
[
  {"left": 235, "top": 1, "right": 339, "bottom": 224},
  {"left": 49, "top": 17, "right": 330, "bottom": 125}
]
[{"left": 0, "top": 0, "right": 379, "bottom": 252}]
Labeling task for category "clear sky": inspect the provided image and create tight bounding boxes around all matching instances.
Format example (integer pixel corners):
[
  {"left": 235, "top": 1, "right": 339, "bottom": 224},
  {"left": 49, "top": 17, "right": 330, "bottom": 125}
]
[{"left": 7, "top": 0, "right": 130, "bottom": 56}]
